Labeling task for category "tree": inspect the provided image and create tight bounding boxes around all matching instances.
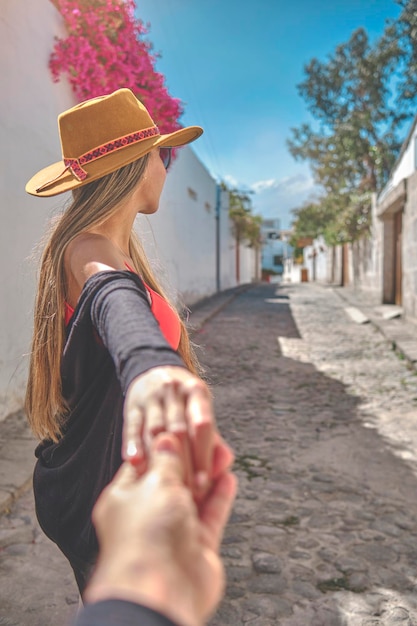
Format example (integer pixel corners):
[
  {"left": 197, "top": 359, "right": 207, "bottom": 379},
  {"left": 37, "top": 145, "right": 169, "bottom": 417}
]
[
  {"left": 243, "top": 212, "right": 263, "bottom": 282},
  {"left": 287, "top": 25, "right": 407, "bottom": 243},
  {"left": 288, "top": 28, "right": 403, "bottom": 195},
  {"left": 225, "top": 186, "right": 261, "bottom": 283},
  {"left": 290, "top": 189, "right": 373, "bottom": 249},
  {"left": 389, "top": 0, "right": 417, "bottom": 107},
  {"left": 290, "top": 198, "right": 335, "bottom": 244}
]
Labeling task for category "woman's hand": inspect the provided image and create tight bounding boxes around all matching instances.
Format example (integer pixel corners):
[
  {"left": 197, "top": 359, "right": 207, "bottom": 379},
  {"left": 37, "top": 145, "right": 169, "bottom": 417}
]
[{"left": 123, "top": 366, "right": 225, "bottom": 496}]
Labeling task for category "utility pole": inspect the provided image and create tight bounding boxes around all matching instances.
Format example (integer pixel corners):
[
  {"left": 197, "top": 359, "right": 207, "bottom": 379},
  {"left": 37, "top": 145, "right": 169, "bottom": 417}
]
[{"left": 215, "top": 184, "right": 221, "bottom": 292}]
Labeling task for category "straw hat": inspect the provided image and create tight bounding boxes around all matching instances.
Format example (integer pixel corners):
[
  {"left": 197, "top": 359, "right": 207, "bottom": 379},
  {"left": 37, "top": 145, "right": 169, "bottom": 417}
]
[{"left": 26, "top": 88, "right": 203, "bottom": 197}]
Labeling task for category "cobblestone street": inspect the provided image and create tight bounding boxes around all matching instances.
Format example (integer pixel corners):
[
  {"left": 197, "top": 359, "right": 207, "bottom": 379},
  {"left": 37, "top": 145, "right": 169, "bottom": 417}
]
[{"left": 1, "top": 281, "right": 417, "bottom": 625}]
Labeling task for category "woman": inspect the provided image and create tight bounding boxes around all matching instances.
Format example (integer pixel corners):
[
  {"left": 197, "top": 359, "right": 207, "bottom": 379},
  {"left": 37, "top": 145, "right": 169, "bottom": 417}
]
[{"left": 25, "top": 88, "right": 230, "bottom": 594}]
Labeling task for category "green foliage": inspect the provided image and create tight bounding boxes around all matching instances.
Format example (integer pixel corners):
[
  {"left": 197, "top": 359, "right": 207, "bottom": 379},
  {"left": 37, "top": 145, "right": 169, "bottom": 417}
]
[
  {"left": 390, "top": 0, "right": 417, "bottom": 105},
  {"left": 291, "top": 199, "right": 336, "bottom": 242},
  {"left": 291, "top": 191, "right": 372, "bottom": 247},
  {"left": 224, "top": 185, "right": 262, "bottom": 248},
  {"left": 288, "top": 10, "right": 417, "bottom": 245},
  {"left": 288, "top": 28, "right": 403, "bottom": 196},
  {"left": 290, "top": 187, "right": 375, "bottom": 250},
  {"left": 245, "top": 213, "right": 263, "bottom": 248}
]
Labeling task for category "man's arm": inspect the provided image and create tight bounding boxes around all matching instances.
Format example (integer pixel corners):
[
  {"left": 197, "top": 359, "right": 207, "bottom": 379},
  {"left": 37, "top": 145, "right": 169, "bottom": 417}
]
[
  {"left": 73, "top": 434, "right": 236, "bottom": 626},
  {"left": 74, "top": 599, "right": 179, "bottom": 626}
]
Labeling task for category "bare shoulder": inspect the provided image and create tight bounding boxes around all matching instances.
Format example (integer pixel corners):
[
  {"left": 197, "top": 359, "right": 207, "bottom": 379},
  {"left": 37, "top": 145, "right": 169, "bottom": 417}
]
[{"left": 65, "top": 233, "right": 126, "bottom": 292}]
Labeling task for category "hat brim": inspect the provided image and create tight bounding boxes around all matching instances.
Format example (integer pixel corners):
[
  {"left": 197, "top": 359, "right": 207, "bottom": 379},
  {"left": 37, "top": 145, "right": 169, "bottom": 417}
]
[{"left": 25, "top": 126, "right": 203, "bottom": 197}]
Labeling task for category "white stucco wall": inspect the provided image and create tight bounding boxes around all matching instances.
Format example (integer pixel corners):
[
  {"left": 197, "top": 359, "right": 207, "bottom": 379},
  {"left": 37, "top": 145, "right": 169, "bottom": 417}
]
[
  {"left": 303, "top": 237, "right": 328, "bottom": 282},
  {"left": 0, "top": 0, "right": 75, "bottom": 420},
  {"left": 351, "top": 195, "right": 383, "bottom": 293},
  {"left": 136, "top": 146, "right": 242, "bottom": 305},
  {"left": 403, "top": 170, "right": 417, "bottom": 320},
  {"left": 239, "top": 245, "right": 257, "bottom": 284},
  {"left": 219, "top": 190, "right": 239, "bottom": 290}
]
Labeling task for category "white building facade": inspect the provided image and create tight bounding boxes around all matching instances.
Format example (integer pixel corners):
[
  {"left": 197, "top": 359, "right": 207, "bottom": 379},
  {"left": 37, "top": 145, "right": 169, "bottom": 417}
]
[
  {"left": 261, "top": 218, "right": 293, "bottom": 276},
  {"left": 376, "top": 116, "right": 417, "bottom": 317}
]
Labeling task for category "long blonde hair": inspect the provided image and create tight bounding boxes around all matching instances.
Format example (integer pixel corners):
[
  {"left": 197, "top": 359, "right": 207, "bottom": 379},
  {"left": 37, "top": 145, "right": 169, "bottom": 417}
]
[{"left": 26, "top": 156, "right": 201, "bottom": 443}]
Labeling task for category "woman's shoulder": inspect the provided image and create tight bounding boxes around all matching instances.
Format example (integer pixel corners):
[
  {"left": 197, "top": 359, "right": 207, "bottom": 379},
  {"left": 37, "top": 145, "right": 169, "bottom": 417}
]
[
  {"left": 65, "top": 233, "right": 127, "bottom": 294},
  {"left": 66, "top": 233, "right": 119, "bottom": 261}
]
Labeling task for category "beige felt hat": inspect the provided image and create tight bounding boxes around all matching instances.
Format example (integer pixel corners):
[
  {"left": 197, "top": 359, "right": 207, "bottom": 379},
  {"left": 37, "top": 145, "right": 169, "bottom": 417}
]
[{"left": 26, "top": 88, "right": 203, "bottom": 197}]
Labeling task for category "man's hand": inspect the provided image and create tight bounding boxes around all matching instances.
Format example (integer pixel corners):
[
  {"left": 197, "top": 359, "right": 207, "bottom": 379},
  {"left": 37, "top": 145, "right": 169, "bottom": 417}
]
[{"left": 85, "top": 434, "right": 237, "bottom": 626}]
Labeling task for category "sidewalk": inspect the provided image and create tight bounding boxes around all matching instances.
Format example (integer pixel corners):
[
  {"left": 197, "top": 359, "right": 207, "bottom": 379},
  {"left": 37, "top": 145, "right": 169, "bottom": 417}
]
[
  {"left": 331, "top": 284, "right": 417, "bottom": 369},
  {"left": 0, "top": 283, "right": 250, "bottom": 516}
]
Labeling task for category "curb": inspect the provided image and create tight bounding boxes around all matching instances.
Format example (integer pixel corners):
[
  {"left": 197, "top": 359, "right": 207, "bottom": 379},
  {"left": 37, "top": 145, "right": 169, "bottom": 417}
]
[
  {"left": 187, "top": 283, "right": 254, "bottom": 334},
  {"left": 332, "top": 286, "right": 417, "bottom": 371}
]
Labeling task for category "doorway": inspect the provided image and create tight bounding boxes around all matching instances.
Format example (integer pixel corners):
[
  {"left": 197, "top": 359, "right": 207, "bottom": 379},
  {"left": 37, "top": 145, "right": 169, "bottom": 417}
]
[{"left": 393, "top": 210, "right": 403, "bottom": 306}]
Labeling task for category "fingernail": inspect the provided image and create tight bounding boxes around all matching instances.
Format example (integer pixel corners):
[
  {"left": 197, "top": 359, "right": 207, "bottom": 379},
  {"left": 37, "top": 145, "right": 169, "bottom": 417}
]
[
  {"left": 129, "top": 456, "right": 147, "bottom": 471},
  {"left": 154, "top": 435, "right": 177, "bottom": 454},
  {"left": 195, "top": 471, "right": 210, "bottom": 490},
  {"left": 126, "top": 441, "right": 138, "bottom": 458}
]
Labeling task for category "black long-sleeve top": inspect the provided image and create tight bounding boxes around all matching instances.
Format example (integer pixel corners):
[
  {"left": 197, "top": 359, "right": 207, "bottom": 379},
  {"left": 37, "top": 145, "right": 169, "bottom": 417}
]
[
  {"left": 74, "top": 600, "right": 180, "bottom": 626},
  {"left": 34, "top": 272, "right": 185, "bottom": 594}
]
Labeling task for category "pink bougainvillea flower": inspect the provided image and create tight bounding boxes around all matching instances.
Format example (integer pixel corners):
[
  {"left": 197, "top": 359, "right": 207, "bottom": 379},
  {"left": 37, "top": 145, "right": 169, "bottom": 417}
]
[{"left": 49, "top": 0, "right": 184, "bottom": 136}]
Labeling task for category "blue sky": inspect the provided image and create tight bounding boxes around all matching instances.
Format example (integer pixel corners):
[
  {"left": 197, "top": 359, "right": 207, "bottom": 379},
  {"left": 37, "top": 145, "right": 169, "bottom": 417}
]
[{"left": 137, "top": 0, "right": 402, "bottom": 228}]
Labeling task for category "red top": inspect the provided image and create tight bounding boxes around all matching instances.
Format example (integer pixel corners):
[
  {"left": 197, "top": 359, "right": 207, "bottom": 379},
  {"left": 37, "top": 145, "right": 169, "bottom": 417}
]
[{"left": 64, "top": 264, "right": 181, "bottom": 351}]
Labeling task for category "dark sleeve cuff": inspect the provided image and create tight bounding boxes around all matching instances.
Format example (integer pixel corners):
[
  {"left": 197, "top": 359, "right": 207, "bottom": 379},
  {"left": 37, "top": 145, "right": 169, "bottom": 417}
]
[{"left": 74, "top": 599, "right": 181, "bottom": 626}]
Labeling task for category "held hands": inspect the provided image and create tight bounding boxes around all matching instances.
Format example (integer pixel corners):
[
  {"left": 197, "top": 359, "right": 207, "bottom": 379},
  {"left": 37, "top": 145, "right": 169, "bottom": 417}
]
[
  {"left": 123, "top": 366, "right": 231, "bottom": 496},
  {"left": 85, "top": 434, "right": 237, "bottom": 626}
]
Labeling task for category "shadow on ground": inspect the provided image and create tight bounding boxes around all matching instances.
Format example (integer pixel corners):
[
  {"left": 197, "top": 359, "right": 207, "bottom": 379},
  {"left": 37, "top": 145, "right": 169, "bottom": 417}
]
[{"left": 198, "top": 284, "right": 417, "bottom": 626}]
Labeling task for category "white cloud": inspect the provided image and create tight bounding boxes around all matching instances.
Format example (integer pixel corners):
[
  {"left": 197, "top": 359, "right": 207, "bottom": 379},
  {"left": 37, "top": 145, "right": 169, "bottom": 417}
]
[
  {"left": 223, "top": 174, "right": 239, "bottom": 189},
  {"left": 276, "top": 173, "right": 316, "bottom": 196},
  {"left": 221, "top": 171, "right": 320, "bottom": 229},
  {"left": 252, "top": 173, "right": 320, "bottom": 229},
  {"left": 251, "top": 173, "right": 316, "bottom": 197},
  {"left": 251, "top": 179, "right": 277, "bottom": 193}
]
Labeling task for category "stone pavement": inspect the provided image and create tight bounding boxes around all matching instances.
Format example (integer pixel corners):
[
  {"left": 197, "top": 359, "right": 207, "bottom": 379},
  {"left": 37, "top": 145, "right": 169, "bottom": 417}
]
[
  {"left": 199, "top": 282, "right": 417, "bottom": 626},
  {"left": 1, "top": 280, "right": 417, "bottom": 625}
]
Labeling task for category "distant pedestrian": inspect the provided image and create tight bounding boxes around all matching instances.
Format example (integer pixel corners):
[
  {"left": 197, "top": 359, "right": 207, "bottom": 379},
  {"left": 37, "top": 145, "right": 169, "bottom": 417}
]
[{"left": 25, "top": 88, "right": 230, "bottom": 595}]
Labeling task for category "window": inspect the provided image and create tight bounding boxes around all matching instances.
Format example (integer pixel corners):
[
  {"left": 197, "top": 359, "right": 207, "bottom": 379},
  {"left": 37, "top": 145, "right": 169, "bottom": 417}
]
[{"left": 273, "top": 255, "right": 283, "bottom": 266}]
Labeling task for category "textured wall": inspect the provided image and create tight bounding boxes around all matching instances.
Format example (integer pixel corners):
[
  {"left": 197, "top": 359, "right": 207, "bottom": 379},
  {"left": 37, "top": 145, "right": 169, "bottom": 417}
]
[
  {"left": 403, "top": 171, "right": 417, "bottom": 319},
  {"left": 0, "top": 0, "right": 75, "bottom": 420},
  {"left": 353, "top": 194, "right": 383, "bottom": 295}
]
